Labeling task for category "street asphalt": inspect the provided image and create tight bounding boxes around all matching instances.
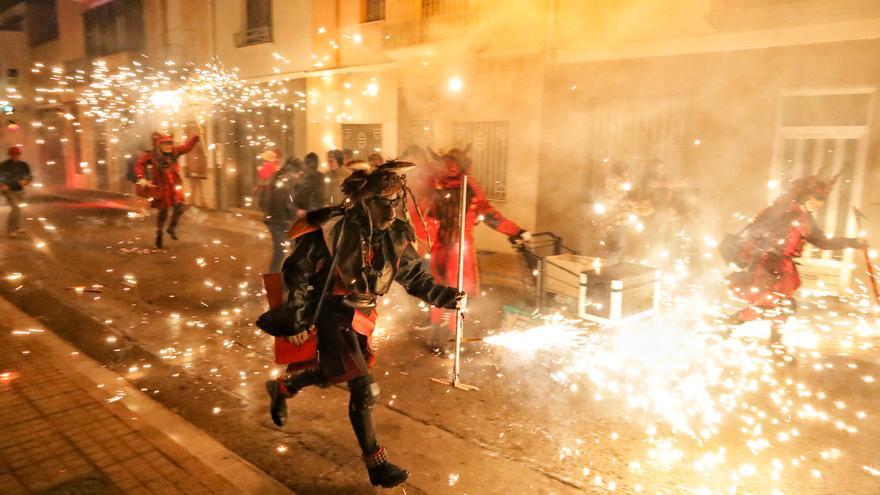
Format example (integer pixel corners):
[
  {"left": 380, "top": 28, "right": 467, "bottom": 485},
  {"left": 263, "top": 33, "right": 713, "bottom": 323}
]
[{"left": 1, "top": 190, "right": 879, "bottom": 494}]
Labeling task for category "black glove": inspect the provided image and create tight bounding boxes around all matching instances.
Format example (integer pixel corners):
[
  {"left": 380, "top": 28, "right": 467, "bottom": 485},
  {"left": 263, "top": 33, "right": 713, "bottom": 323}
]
[
  {"left": 508, "top": 229, "right": 532, "bottom": 246},
  {"left": 256, "top": 306, "right": 306, "bottom": 337},
  {"left": 437, "top": 289, "right": 467, "bottom": 310}
]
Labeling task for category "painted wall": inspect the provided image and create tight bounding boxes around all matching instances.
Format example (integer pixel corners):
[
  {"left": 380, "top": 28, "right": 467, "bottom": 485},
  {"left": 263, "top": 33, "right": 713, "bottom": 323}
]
[{"left": 212, "top": 0, "right": 315, "bottom": 79}]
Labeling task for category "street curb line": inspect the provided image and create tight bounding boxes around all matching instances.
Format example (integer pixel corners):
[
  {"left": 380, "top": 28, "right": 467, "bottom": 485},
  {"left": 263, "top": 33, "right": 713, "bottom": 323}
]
[{"left": 0, "top": 296, "right": 294, "bottom": 495}]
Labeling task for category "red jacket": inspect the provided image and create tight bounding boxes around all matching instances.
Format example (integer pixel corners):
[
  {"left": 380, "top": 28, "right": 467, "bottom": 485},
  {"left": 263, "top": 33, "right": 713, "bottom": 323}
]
[
  {"left": 728, "top": 200, "right": 859, "bottom": 306},
  {"left": 134, "top": 135, "right": 199, "bottom": 208},
  {"left": 421, "top": 175, "right": 522, "bottom": 328}
]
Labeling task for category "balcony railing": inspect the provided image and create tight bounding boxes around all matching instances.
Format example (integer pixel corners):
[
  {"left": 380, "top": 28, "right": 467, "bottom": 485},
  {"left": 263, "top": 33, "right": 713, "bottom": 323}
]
[{"left": 234, "top": 26, "right": 273, "bottom": 47}]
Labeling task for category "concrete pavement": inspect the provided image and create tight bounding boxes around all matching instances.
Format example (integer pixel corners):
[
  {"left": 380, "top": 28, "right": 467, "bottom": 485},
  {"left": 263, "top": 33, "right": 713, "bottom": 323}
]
[{"left": 0, "top": 296, "right": 292, "bottom": 495}]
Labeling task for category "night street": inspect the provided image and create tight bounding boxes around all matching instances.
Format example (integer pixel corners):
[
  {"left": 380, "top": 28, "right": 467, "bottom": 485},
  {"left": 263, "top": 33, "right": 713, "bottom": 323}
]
[
  {"left": 0, "top": 191, "right": 876, "bottom": 494},
  {"left": 4, "top": 1, "right": 880, "bottom": 494}
]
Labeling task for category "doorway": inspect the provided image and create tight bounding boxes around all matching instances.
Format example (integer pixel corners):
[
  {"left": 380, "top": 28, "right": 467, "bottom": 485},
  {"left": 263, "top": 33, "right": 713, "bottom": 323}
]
[{"left": 769, "top": 88, "right": 874, "bottom": 294}]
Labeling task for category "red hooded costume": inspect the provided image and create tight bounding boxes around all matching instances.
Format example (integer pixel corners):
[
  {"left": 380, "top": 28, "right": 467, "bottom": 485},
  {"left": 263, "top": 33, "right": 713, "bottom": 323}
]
[
  {"left": 134, "top": 133, "right": 199, "bottom": 209},
  {"left": 420, "top": 149, "right": 524, "bottom": 329},
  {"left": 727, "top": 174, "right": 863, "bottom": 320}
]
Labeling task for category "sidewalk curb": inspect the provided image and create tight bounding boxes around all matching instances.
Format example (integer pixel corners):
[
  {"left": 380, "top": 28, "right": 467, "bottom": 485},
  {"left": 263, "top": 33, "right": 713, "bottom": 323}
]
[{"left": 0, "top": 295, "right": 294, "bottom": 495}]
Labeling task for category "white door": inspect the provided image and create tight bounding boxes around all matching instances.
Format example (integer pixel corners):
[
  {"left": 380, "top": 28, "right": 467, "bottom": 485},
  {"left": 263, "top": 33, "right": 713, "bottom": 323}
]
[{"left": 769, "top": 89, "right": 874, "bottom": 294}]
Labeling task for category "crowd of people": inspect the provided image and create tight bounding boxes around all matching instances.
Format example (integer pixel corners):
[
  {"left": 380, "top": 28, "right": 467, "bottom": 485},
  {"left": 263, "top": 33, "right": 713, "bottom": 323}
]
[
  {"left": 250, "top": 143, "right": 532, "bottom": 488},
  {"left": 2, "top": 134, "right": 867, "bottom": 489}
]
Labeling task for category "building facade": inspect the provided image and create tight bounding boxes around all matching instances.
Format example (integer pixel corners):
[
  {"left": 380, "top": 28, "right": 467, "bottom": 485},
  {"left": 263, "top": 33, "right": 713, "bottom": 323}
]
[
  {"left": 540, "top": 0, "right": 880, "bottom": 291},
  {"left": 2, "top": 0, "right": 879, "bottom": 291}
]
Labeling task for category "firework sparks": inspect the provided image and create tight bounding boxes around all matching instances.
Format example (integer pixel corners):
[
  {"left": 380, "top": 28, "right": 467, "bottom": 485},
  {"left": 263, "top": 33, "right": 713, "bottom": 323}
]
[{"left": 484, "top": 284, "right": 878, "bottom": 493}]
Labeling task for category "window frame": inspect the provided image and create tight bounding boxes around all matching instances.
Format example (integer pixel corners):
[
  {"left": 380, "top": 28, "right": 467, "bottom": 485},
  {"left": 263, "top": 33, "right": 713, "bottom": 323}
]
[{"left": 364, "top": 0, "right": 386, "bottom": 23}]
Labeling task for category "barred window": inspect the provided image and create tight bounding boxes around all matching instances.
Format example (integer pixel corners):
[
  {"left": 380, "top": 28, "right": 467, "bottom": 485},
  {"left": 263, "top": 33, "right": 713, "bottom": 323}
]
[
  {"left": 421, "top": 0, "right": 471, "bottom": 18},
  {"left": 365, "top": 0, "right": 386, "bottom": 22},
  {"left": 83, "top": 0, "right": 145, "bottom": 57},
  {"left": 342, "top": 124, "right": 383, "bottom": 161},
  {"left": 453, "top": 121, "right": 509, "bottom": 201},
  {"left": 580, "top": 95, "right": 694, "bottom": 195}
]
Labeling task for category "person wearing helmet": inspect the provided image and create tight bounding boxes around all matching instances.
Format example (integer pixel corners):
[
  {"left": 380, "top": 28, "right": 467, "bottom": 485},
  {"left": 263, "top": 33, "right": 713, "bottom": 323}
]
[
  {"left": 0, "top": 146, "right": 32, "bottom": 237},
  {"left": 726, "top": 173, "right": 867, "bottom": 344},
  {"left": 133, "top": 132, "right": 200, "bottom": 249},
  {"left": 257, "top": 159, "right": 466, "bottom": 488}
]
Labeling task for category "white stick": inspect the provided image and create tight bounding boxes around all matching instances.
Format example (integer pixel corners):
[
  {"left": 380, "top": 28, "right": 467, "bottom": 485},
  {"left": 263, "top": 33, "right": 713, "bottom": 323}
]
[
  {"left": 452, "top": 175, "right": 468, "bottom": 386},
  {"left": 429, "top": 174, "right": 477, "bottom": 391}
]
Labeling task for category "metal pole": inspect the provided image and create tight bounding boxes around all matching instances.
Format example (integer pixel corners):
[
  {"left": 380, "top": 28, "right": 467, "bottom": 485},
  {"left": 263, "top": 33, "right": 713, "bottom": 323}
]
[
  {"left": 452, "top": 175, "right": 468, "bottom": 386},
  {"left": 536, "top": 257, "right": 545, "bottom": 311},
  {"left": 430, "top": 175, "right": 478, "bottom": 391}
]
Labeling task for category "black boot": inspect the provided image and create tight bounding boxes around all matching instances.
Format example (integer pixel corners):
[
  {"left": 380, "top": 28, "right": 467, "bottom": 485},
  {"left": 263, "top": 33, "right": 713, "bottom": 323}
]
[
  {"left": 155, "top": 230, "right": 164, "bottom": 249},
  {"left": 364, "top": 447, "right": 409, "bottom": 488},
  {"left": 265, "top": 379, "right": 289, "bottom": 427},
  {"left": 166, "top": 225, "right": 178, "bottom": 240}
]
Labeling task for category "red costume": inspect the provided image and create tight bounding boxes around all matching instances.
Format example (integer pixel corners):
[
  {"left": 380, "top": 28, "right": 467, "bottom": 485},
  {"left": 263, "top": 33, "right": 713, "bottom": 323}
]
[
  {"left": 420, "top": 149, "right": 526, "bottom": 336},
  {"left": 726, "top": 174, "right": 864, "bottom": 337},
  {"left": 134, "top": 134, "right": 199, "bottom": 209},
  {"left": 134, "top": 133, "right": 199, "bottom": 248}
]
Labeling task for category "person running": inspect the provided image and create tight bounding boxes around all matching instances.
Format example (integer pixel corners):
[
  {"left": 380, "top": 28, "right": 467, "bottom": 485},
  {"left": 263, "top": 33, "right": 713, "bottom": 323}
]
[
  {"left": 258, "top": 159, "right": 466, "bottom": 488},
  {"left": 133, "top": 132, "right": 199, "bottom": 249}
]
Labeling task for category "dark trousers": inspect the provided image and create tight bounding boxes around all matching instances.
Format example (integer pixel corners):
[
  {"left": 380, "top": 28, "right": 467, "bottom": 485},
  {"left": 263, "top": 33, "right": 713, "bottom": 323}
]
[
  {"left": 156, "top": 203, "right": 184, "bottom": 231},
  {"left": 282, "top": 370, "right": 380, "bottom": 456}
]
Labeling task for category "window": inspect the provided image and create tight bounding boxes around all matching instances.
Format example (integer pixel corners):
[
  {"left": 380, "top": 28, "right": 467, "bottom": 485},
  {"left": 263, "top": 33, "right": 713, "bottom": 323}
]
[
  {"left": 452, "top": 121, "right": 509, "bottom": 201},
  {"left": 421, "top": 0, "right": 470, "bottom": 18},
  {"left": 236, "top": 0, "right": 273, "bottom": 46},
  {"left": 84, "top": 0, "right": 145, "bottom": 58},
  {"left": 365, "top": 0, "right": 386, "bottom": 22},
  {"left": 26, "top": 0, "right": 59, "bottom": 45},
  {"left": 246, "top": 0, "right": 272, "bottom": 30},
  {"left": 580, "top": 95, "right": 694, "bottom": 195},
  {"left": 342, "top": 124, "right": 383, "bottom": 160}
]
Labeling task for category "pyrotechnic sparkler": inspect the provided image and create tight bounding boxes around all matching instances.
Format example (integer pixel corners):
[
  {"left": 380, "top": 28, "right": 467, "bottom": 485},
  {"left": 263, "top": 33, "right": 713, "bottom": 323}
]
[{"left": 484, "top": 280, "right": 879, "bottom": 493}]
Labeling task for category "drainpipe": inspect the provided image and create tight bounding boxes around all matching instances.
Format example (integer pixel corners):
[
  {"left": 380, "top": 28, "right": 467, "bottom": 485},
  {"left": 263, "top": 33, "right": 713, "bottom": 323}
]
[{"left": 208, "top": 0, "right": 222, "bottom": 209}]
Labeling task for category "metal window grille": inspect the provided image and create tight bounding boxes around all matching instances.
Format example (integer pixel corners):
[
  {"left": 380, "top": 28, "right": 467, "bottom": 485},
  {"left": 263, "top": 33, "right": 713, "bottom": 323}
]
[
  {"left": 236, "top": 0, "right": 273, "bottom": 46},
  {"left": 582, "top": 95, "right": 693, "bottom": 194},
  {"left": 365, "top": 0, "right": 386, "bottom": 22},
  {"left": 83, "top": 0, "right": 144, "bottom": 58},
  {"left": 342, "top": 124, "right": 383, "bottom": 161},
  {"left": 421, "top": 0, "right": 471, "bottom": 18},
  {"left": 452, "top": 121, "right": 509, "bottom": 201}
]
